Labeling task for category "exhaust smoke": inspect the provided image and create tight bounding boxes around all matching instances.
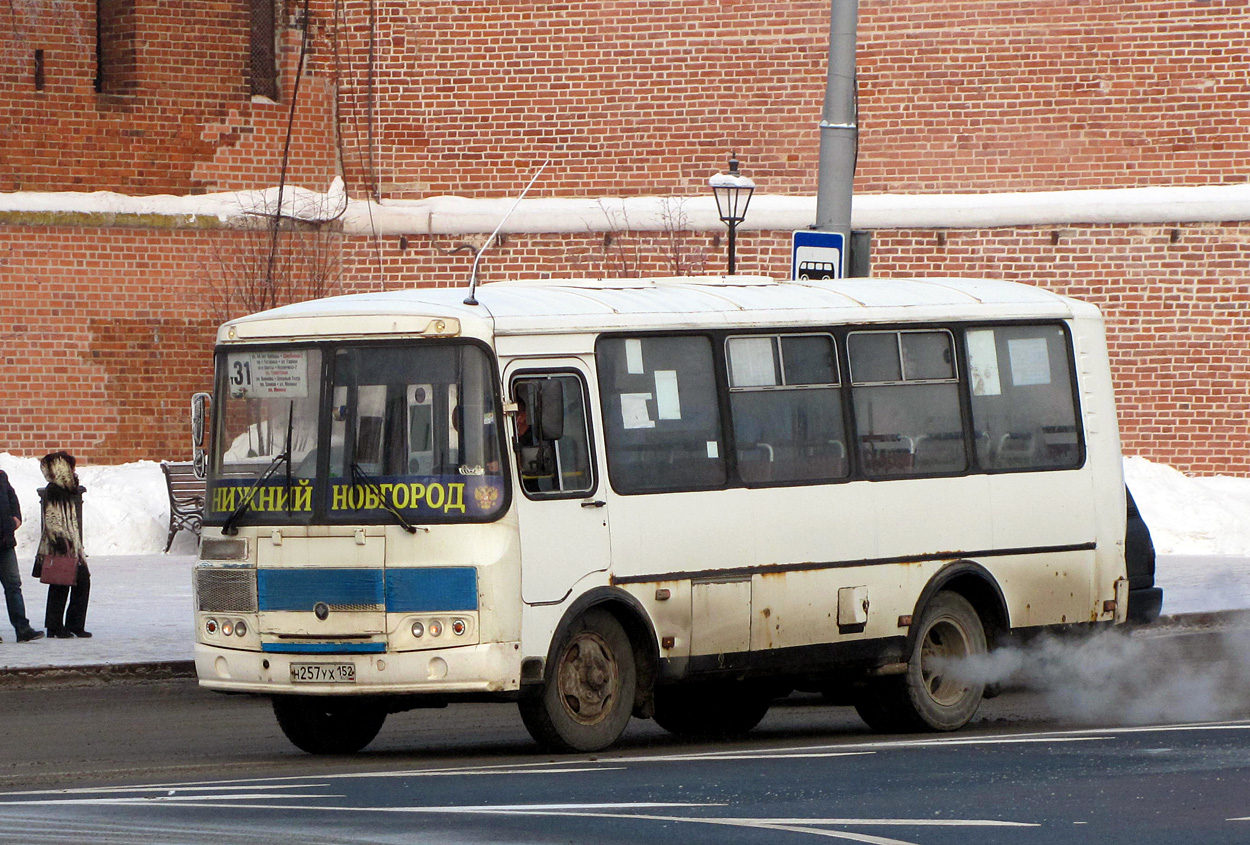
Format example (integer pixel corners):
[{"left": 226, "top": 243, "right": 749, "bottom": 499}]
[{"left": 951, "top": 623, "right": 1250, "bottom": 726}]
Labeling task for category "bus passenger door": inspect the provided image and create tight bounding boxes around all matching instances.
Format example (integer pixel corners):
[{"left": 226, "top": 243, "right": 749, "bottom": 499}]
[{"left": 507, "top": 366, "right": 611, "bottom": 605}]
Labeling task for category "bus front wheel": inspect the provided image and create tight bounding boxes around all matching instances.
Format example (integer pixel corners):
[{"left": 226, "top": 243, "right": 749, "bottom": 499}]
[
  {"left": 854, "top": 591, "right": 987, "bottom": 733},
  {"left": 519, "top": 608, "right": 637, "bottom": 753},
  {"left": 272, "top": 695, "right": 387, "bottom": 754}
]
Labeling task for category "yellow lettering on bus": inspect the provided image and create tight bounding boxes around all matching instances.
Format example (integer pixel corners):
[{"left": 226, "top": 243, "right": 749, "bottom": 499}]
[
  {"left": 332, "top": 484, "right": 350, "bottom": 511},
  {"left": 426, "top": 482, "right": 446, "bottom": 510},
  {"left": 293, "top": 480, "right": 313, "bottom": 512},
  {"left": 409, "top": 483, "right": 426, "bottom": 508},
  {"left": 444, "top": 483, "right": 466, "bottom": 513},
  {"left": 392, "top": 482, "right": 410, "bottom": 508},
  {"left": 212, "top": 486, "right": 236, "bottom": 513}
]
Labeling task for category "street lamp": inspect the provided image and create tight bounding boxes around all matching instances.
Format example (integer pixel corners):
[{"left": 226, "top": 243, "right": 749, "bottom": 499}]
[{"left": 709, "top": 152, "right": 755, "bottom": 275}]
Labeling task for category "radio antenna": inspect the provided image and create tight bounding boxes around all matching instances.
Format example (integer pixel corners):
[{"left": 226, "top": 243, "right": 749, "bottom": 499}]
[{"left": 464, "top": 160, "right": 551, "bottom": 306}]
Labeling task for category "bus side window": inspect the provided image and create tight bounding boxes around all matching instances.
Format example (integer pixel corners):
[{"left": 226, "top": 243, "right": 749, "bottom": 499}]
[
  {"left": 597, "top": 335, "right": 726, "bottom": 494},
  {"left": 511, "top": 374, "right": 594, "bottom": 498},
  {"left": 965, "top": 325, "right": 1082, "bottom": 471},
  {"left": 725, "top": 333, "right": 847, "bottom": 485},
  {"left": 848, "top": 329, "right": 966, "bottom": 477}
]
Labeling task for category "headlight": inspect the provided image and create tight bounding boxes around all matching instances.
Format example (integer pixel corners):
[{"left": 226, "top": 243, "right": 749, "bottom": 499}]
[
  {"left": 205, "top": 618, "right": 218, "bottom": 635},
  {"left": 428, "top": 620, "right": 443, "bottom": 637},
  {"left": 221, "top": 621, "right": 234, "bottom": 636},
  {"left": 451, "top": 618, "right": 466, "bottom": 636},
  {"left": 411, "top": 621, "right": 425, "bottom": 638},
  {"left": 234, "top": 620, "right": 247, "bottom": 637}
]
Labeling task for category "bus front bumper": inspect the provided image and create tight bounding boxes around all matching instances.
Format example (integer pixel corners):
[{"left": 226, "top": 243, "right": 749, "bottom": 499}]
[{"left": 195, "top": 641, "right": 523, "bottom": 696}]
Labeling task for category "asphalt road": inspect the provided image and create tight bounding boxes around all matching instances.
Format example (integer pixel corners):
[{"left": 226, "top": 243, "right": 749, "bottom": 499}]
[{"left": 1, "top": 622, "right": 1248, "bottom": 844}]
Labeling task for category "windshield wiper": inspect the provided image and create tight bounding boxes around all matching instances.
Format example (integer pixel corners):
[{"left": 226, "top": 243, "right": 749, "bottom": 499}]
[
  {"left": 222, "top": 402, "right": 294, "bottom": 535},
  {"left": 221, "top": 449, "right": 289, "bottom": 535},
  {"left": 350, "top": 461, "right": 421, "bottom": 534}
]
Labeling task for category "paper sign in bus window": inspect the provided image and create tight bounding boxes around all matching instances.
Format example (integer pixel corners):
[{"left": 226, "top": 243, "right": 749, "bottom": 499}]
[
  {"left": 966, "top": 329, "right": 1002, "bottom": 397},
  {"left": 625, "top": 338, "right": 645, "bottom": 374},
  {"left": 1008, "top": 337, "right": 1052, "bottom": 386},
  {"left": 228, "top": 350, "right": 310, "bottom": 399},
  {"left": 620, "top": 393, "right": 655, "bottom": 429},
  {"left": 728, "top": 337, "right": 777, "bottom": 387},
  {"left": 654, "top": 370, "right": 682, "bottom": 420}
]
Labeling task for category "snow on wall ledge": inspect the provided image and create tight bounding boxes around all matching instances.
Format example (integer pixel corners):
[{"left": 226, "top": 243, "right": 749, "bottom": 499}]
[{"left": 3, "top": 182, "right": 1250, "bottom": 236}]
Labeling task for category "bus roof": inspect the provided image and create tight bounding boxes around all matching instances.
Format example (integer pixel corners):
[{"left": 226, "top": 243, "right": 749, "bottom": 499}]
[{"left": 220, "top": 276, "right": 1095, "bottom": 342}]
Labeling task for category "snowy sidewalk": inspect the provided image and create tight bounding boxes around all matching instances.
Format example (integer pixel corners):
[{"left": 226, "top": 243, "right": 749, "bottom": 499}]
[{"left": 0, "top": 554, "right": 195, "bottom": 671}]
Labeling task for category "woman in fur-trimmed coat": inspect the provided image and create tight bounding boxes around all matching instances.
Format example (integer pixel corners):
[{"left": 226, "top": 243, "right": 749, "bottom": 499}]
[{"left": 37, "top": 451, "right": 91, "bottom": 638}]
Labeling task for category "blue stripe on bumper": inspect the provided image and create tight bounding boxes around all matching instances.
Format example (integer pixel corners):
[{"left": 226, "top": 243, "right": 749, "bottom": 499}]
[{"left": 262, "top": 642, "right": 387, "bottom": 654}]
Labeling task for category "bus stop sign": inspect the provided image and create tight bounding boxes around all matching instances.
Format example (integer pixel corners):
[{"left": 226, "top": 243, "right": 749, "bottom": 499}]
[{"left": 791, "top": 230, "right": 845, "bottom": 280}]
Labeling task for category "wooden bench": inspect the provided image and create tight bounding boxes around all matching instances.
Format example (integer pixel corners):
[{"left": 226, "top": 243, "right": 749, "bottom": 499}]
[{"left": 162, "top": 461, "right": 205, "bottom": 552}]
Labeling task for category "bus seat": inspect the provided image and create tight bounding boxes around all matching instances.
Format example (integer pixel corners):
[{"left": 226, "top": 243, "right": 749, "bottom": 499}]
[
  {"left": 914, "top": 432, "right": 966, "bottom": 472},
  {"left": 737, "top": 442, "right": 774, "bottom": 483},
  {"left": 995, "top": 432, "right": 1037, "bottom": 467},
  {"left": 859, "top": 433, "right": 914, "bottom": 474}
]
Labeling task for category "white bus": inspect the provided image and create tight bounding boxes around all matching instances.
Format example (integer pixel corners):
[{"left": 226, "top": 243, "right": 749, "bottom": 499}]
[{"left": 192, "top": 274, "right": 1132, "bottom": 754}]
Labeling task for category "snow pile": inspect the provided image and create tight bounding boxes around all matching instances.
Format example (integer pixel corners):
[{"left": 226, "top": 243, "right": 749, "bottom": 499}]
[
  {"left": 0, "top": 454, "right": 198, "bottom": 560},
  {"left": 1123, "top": 455, "right": 1250, "bottom": 555},
  {"left": 2, "top": 178, "right": 349, "bottom": 226},
  {"left": 7, "top": 181, "right": 1250, "bottom": 236}
]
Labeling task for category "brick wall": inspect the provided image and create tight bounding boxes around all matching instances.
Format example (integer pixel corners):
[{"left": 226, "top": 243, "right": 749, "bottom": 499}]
[
  {"left": 3, "top": 0, "right": 1250, "bottom": 473},
  {"left": 0, "top": 0, "right": 337, "bottom": 193},
  {"left": 1, "top": 226, "right": 236, "bottom": 463},
  {"left": 12, "top": 1, "right": 1249, "bottom": 200}
]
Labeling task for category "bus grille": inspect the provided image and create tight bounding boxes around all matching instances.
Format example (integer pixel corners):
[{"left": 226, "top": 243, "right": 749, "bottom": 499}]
[{"left": 196, "top": 569, "right": 258, "bottom": 613}]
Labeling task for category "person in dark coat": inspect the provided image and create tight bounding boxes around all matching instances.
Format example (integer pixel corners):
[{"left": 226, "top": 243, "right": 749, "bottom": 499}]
[
  {"left": 0, "top": 467, "right": 43, "bottom": 642},
  {"left": 37, "top": 451, "right": 91, "bottom": 638}
]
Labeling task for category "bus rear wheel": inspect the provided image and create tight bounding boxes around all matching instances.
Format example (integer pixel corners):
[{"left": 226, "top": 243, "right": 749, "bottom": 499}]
[
  {"left": 519, "top": 608, "right": 637, "bottom": 753},
  {"left": 272, "top": 695, "right": 387, "bottom": 754},
  {"left": 653, "top": 681, "right": 771, "bottom": 737},
  {"left": 854, "top": 592, "right": 987, "bottom": 733}
]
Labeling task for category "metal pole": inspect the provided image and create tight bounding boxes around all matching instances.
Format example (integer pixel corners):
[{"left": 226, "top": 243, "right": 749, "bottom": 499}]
[
  {"left": 727, "top": 221, "right": 737, "bottom": 274},
  {"left": 815, "top": 0, "right": 858, "bottom": 265}
]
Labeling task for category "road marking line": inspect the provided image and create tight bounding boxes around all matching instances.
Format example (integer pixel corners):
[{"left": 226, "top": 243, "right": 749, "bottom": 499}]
[
  {"left": 0, "top": 794, "right": 339, "bottom": 806},
  {"left": 0, "top": 783, "right": 332, "bottom": 798},
  {"left": 620, "top": 752, "right": 875, "bottom": 762},
  {"left": 11, "top": 718, "right": 1246, "bottom": 804},
  {"left": 64, "top": 801, "right": 1033, "bottom": 844},
  {"left": 709, "top": 818, "right": 1036, "bottom": 827}
]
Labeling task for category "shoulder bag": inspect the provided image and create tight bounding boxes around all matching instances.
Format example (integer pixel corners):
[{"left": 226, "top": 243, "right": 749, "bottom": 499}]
[{"left": 38, "top": 553, "right": 79, "bottom": 586}]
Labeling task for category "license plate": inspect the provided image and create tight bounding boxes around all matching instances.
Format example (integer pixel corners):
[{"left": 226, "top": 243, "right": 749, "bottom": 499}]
[{"left": 290, "top": 662, "right": 356, "bottom": 683}]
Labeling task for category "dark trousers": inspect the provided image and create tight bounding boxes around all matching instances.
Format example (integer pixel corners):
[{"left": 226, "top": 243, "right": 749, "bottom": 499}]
[
  {"left": 0, "top": 546, "right": 33, "bottom": 635},
  {"left": 45, "top": 561, "right": 90, "bottom": 633}
]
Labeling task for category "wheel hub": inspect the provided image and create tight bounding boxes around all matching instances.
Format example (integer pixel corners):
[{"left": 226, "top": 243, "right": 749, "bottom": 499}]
[
  {"left": 920, "top": 617, "right": 972, "bottom": 707},
  {"left": 556, "top": 631, "right": 620, "bottom": 725}
]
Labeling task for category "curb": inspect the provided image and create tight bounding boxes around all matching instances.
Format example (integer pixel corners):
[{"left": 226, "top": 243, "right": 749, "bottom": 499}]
[
  {"left": 0, "top": 660, "right": 196, "bottom": 689},
  {"left": 1139, "top": 609, "right": 1250, "bottom": 632}
]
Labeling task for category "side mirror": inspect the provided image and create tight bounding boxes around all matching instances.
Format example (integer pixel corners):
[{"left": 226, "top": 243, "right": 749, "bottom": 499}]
[
  {"left": 517, "top": 379, "right": 565, "bottom": 443},
  {"left": 533, "top": 379, "right": 565, "bottom": 442},
  {"left": 191, "top": 392, "right": 212, "bottom": 479}
]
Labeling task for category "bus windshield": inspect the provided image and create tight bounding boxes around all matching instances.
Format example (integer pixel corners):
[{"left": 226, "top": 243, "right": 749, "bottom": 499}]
[{"left": 207, "top": 342, "right": 507, "bottom": 526}]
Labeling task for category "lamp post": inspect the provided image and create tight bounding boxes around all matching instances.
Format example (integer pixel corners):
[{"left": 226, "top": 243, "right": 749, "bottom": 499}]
[{"left": 709, "top": 153, "right": 755, "bottom": 275}]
